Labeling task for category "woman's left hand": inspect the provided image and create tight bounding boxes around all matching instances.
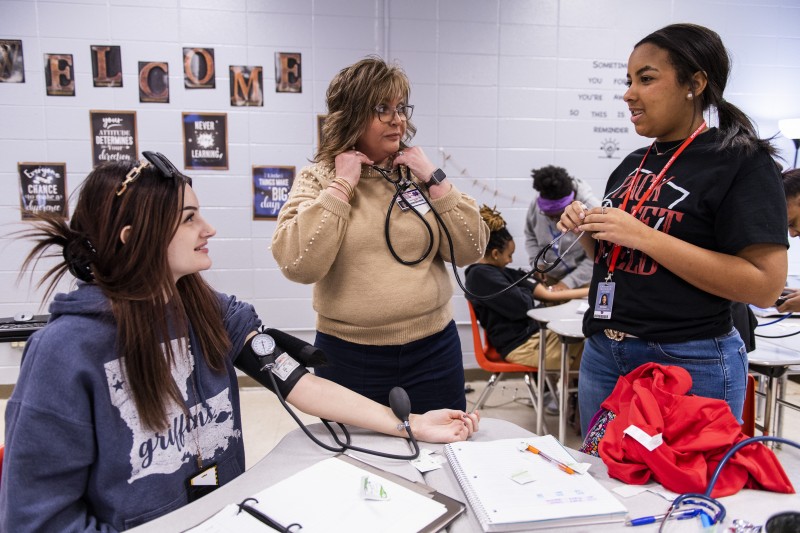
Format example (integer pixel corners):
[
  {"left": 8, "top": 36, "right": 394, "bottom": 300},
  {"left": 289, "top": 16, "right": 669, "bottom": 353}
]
[
  {"left": 580, "top": 206, "right": 652, "bottom": 250},
  {"left": 392, "top": 146, "right": 436, "bottom": 184},
  {"left": 410, "top": 409, "right": 480, "bottom": 443}
]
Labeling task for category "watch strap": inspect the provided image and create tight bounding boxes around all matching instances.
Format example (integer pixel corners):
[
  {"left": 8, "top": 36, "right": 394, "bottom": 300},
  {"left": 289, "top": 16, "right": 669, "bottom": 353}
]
[{"left": 425, "top": 168, "right": 446, "bottom": 189}]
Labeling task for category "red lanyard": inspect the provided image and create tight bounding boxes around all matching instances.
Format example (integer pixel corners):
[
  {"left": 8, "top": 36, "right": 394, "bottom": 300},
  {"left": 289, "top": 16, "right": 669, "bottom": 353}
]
[{"left": 605, "top": 121, "right": 706, "bottom": 277}]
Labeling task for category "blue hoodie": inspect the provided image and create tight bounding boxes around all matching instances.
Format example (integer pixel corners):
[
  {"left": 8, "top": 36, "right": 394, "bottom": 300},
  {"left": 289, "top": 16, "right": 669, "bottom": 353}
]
[{"left": 0, "top": 283, "right": 259, "bottom": 531}]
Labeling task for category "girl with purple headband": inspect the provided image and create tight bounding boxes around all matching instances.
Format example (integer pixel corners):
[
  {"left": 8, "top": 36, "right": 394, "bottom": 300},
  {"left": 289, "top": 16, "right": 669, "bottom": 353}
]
[{"left": 524, "top": 165, "right": 600, "bottom": 292}]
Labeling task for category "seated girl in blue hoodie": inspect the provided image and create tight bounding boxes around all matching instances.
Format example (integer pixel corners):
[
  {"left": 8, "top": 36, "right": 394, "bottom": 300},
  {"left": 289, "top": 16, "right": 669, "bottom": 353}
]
[{"left": 0, "top": 152, "right": 479, "bottom": 532}]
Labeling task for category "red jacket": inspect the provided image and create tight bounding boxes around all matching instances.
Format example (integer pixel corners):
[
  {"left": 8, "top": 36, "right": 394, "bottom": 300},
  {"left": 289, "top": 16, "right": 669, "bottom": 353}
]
[{"left": 598, "top": 363, "right": 793, "bottom": 497}]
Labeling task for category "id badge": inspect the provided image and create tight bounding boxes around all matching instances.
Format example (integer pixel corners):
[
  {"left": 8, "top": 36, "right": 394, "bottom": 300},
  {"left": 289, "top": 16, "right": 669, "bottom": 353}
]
[
  {"left": 396, "top": 188, "right": 430, "bottom": 215},
  {"left": 186, "top": 463, "right": 219, "bottom": 502},
  {"left": 593, "top": 282, "right": 615, "bottom": 320}
]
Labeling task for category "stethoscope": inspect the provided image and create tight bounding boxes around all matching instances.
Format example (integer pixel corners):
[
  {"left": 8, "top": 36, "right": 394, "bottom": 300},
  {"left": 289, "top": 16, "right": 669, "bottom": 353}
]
[
  {"left": 261, "top": 351, "right": 421, "bottom": 461},
  {"left": 371, "top": 163, "right": 584, "bottom": 301},
  {"left": 532, "top": 228, "right": 587, "bottom": 274},
  {"left": 654, "top": 435, "right": 800, "bottom": 532}
]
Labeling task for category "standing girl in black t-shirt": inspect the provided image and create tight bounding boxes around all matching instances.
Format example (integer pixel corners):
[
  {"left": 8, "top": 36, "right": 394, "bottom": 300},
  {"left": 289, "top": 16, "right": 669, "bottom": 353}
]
[{"left": 558, "top": 23, "right": 789, "bottom": 437}]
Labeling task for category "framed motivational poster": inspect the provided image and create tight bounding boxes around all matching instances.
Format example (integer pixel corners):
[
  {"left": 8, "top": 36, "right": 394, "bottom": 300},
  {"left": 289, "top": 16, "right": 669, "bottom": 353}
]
[
  {"left": 90, "top": 110, "right": 138, "bottom": 167},
  {"left": 252, "top": 165, "right": 294, "bottom": 219},
  {"left": 18, "top": 162, "right": 69, "bottom": 220},
  {"left": 182, "top": 112, "right": 228, "bottom": 170}
]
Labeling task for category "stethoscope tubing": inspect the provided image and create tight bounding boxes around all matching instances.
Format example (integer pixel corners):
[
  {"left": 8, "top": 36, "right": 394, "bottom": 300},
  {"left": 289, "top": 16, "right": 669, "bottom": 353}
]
[{"left": 373, "top": 164, "right": 582, "bottom": 300}]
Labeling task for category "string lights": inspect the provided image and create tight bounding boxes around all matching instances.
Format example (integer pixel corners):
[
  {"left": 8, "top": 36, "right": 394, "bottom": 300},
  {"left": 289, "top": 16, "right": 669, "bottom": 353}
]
[{"left": 437, "top": 148, "right": 523, "bottom": 205}]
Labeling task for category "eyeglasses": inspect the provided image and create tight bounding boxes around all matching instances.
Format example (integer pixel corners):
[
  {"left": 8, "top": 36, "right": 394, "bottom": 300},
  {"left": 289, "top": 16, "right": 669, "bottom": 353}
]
[
  {"left": 116, "top": 151, "right": 190, "bottom": 196},
  {"left": 374, "top": 103, "right": 414, "bottom": 123}
]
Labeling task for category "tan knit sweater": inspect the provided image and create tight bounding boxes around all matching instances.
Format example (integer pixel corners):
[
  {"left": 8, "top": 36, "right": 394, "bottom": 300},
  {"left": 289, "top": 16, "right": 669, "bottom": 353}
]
[{"left": 271, "top": 162, "right": 489, "bottom": 345}]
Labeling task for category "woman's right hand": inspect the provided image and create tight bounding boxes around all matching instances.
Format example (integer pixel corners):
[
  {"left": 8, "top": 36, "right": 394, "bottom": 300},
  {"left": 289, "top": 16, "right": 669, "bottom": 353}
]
[
  {"left": 334, "top": 149, "right": 373, "bottom": 185},
  {"left": 558, "top": 200, "right": 590, "bottom": 234}
]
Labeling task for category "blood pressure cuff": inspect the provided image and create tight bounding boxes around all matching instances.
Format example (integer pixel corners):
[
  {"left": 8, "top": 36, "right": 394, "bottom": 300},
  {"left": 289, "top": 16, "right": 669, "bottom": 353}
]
[{"left": 233, "top": 339, "right": 308, "bottom": 398}]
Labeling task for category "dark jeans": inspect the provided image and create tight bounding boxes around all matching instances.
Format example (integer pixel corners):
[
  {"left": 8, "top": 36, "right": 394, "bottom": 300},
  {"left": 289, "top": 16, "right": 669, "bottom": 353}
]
[{"left": 314, "top": 321, "right": 467, "bottom": 413}]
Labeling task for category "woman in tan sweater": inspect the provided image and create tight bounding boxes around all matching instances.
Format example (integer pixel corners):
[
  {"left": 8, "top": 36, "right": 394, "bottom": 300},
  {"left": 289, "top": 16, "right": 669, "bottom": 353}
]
[{"left": 271, "top": 56, "right": 489, "bottom": 413}]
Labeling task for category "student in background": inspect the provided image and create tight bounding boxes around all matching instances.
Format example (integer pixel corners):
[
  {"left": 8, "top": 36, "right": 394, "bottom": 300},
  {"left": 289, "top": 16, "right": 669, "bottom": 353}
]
[
  {"left": 465, "top": 205, "right": 586, "bottom": 370},
  {"left": 559, "top": 23, "right": 788, "bottom": 437},
  {"left": 0, "top": 155, "right": 480, "bottom": 531},
  {"left": 271, "top": 56, "right": 489, "bottom": 413},
  {"left": 776, "top": 168, "right": 800, "bottom": 313},
  {"left": 524, "top": 165, "right": 599, "bottom": 291}
]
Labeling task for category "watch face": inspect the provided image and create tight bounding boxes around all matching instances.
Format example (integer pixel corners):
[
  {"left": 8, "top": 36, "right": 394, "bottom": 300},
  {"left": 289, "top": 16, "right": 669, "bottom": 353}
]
[{"left": 251, "top": 333, "right": 276, "bottom": 356}]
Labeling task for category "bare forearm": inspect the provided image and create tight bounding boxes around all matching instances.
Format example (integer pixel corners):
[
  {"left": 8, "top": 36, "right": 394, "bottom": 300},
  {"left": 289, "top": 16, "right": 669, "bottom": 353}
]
[
  {"left": 534, "top": 285, "right": 588, "bottom": 301},
  {"left": 286, "top": 374, "right": 401, "bottom": 436}
]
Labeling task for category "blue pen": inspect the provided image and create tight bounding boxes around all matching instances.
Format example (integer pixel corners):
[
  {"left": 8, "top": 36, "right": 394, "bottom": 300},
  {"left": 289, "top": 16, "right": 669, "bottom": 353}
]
[{"left": 626, "top": 508, "right": 701, "bottom": 527}]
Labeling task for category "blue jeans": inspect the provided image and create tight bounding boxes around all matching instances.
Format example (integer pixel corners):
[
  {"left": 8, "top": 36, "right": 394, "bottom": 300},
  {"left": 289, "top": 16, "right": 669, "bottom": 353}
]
[
  {"left": 578, "top": 329, "right": 748, "bottom": 437},
  {"left": 313, "top": 321, "right": 466, "bottom": 413}
]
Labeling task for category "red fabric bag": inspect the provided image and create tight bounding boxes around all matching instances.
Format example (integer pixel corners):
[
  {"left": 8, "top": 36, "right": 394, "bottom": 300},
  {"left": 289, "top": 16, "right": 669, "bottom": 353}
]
[{"left": 598, "top": 362, "right": 794, "bottom": 497}]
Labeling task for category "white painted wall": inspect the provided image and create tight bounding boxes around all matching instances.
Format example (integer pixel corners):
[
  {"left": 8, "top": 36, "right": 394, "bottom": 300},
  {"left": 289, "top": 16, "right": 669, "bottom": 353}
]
[{"left": 2, "top": 0, "right": 799, "bottom": 375}]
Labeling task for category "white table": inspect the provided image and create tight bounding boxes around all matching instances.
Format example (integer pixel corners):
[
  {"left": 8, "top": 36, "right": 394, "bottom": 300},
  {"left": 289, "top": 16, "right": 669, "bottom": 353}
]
[
  {"left": 527, "top": 300, "right": 586, "bottom": 439},
  {"left": 546, "top": 317, "right": 585, "bottom": 444},
  {"left": 752, "top": 317, "right": 800, "bottom": 439},
  {"left": 131, "top": 418, "right": 800, "bottom": 532},
  {"left": 749, "top": 343, "right": 800, "bottom": 439}
]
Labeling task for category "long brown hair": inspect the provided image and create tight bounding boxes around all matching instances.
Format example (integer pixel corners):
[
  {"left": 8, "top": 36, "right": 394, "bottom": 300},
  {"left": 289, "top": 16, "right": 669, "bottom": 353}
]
[
  {"left": 18, "top": 161, "right": 231, "bottom": 431},
  {"left": 315, "top": 55, "right": 417, "bottom": 164}
]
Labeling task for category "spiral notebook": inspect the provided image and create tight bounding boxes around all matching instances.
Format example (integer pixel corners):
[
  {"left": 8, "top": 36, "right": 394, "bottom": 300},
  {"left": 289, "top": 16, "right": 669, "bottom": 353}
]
[{"left": 444, "top": 436, "right": 628, "bottom": 532}]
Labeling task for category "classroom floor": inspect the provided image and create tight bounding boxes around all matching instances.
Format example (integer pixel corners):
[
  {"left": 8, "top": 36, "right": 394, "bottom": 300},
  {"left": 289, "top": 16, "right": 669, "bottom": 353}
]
[
  {"left": 238, "top": 374, "right": 800, "bottom": 468},
  {"left": 1, "top": 376, "right": 798, "bottom": 470}
]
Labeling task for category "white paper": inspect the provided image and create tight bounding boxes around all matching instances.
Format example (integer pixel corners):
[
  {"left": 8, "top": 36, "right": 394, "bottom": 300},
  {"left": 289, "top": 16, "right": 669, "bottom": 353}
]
[
  {"left": 249, "top": 457, "right": 446, "bottom": 532},
  {"left": 623, "top": 424, "right": 663, "bottom": 451}
]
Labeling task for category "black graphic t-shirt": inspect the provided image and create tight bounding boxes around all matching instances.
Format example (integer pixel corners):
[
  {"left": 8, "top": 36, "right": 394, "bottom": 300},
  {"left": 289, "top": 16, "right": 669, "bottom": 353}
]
[{"left": 583, "top": 128, "right": 788, "bottom": 342}]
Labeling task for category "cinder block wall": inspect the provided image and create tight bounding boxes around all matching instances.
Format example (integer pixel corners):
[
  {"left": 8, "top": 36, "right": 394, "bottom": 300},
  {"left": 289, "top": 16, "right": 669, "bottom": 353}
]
[{"left": 2, "top": 0, "right": 799, "bottom": 374}]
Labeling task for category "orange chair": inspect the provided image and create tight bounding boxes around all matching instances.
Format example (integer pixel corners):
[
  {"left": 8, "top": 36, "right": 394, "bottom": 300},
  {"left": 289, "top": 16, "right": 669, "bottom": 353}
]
[
  {"left": 741, "top": 374, "right": 756, "bottom": 437},
  {"left": 467, "top": 301, "right": 544, "bottom": 415}
]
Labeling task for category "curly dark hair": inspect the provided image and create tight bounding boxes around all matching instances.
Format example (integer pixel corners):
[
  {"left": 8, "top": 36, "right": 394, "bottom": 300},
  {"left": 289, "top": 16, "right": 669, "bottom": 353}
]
[{"left": 531, "top": 165, "right": 575, "bottom": 200}]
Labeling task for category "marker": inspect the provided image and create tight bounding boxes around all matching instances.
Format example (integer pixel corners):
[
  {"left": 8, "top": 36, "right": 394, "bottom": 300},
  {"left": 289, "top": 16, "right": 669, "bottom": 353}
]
[
  {"left": 625, "top": 508, "right": 701, "bottom": 526},
  {"left": 522, "top": 443, "right": 575, "bottom": 475}
]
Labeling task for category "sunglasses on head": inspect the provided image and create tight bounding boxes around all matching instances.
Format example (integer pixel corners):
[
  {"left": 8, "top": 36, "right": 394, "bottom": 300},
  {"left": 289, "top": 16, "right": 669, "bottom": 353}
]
[{"left": 116, "top": 151, "right": 190, "bottom": 196}]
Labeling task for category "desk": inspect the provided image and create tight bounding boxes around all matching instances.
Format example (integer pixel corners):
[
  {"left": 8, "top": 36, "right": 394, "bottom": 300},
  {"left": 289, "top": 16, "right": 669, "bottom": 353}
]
[
  {"left": 527, "top": 300, "right": 585, "bottom": 436},
  {"left": 749, "top": 342, "right": 800, "bottom": 439},
  {"left": 131, "top": 418, "right": 800, "bottom": 532},
  {"left": 546, "top": 317, "right": 585, "bottom": 445},
  {"left": 752, "top": 317, "right": 800, "bottom": 439}
]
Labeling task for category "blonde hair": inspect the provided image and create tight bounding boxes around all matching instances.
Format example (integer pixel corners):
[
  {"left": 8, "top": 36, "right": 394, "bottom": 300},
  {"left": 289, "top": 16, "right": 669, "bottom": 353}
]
[
  {"left": 315, "top": 56, "right": 417, "bottom": 165},
  {"left": 479, "top": 205, "right": 506, "bottom": 232}
]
